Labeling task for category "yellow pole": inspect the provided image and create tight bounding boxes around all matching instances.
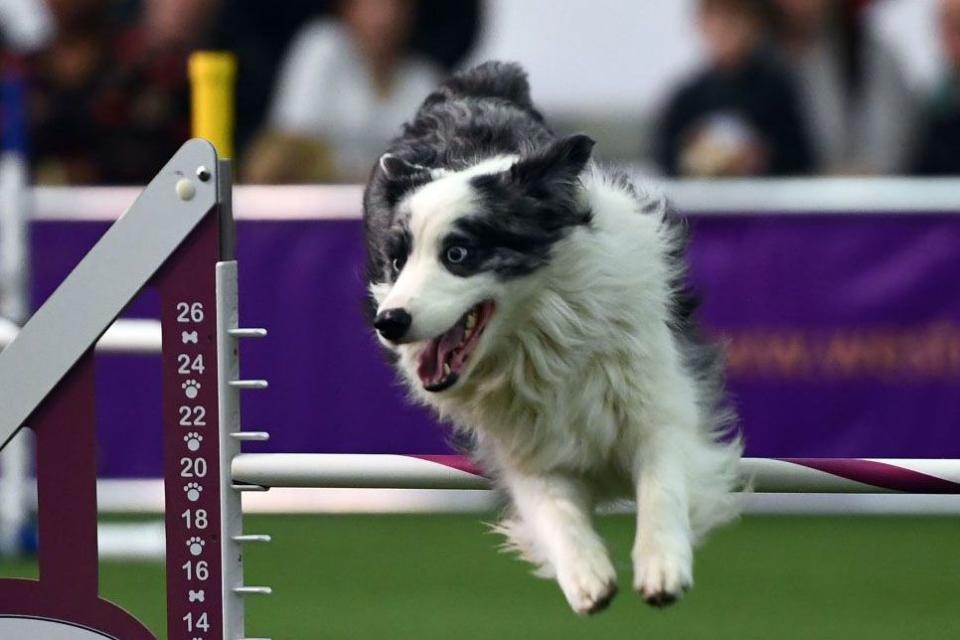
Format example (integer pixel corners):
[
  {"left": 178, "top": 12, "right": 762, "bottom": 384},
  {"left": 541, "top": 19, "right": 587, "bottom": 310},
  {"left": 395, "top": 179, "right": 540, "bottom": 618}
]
[{"left": 188, "top": 51, "right": 236, "bottom": 159}]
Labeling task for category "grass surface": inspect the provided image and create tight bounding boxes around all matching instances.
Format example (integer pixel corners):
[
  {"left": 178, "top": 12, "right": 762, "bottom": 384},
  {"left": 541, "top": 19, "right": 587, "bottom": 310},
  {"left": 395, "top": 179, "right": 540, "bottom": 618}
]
[{"left": 2, "top": 514, "right": 958, "bottom": 639}]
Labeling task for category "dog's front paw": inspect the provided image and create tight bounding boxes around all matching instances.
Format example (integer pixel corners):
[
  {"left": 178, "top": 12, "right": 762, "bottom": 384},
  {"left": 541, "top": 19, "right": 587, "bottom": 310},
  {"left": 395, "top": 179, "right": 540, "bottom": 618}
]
[
  {"left": 555, "top": 549, "right": 618, "bottom": 615},
  {"left": 632, "top": 544, "right": 692, "bottom": 608}
]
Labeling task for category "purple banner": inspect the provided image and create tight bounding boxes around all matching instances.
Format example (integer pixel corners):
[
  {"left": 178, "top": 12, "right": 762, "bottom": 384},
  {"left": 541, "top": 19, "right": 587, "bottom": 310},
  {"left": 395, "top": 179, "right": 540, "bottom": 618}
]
[{"left": 30, "top": 212, "right": 960, "bottom": 478}]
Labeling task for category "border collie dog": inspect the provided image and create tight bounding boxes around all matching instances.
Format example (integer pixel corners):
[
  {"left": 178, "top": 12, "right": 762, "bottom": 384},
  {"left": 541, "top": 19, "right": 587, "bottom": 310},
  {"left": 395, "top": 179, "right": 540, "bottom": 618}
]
[{"left": 363, "top": 62, "right": 742, "bottom": 615}]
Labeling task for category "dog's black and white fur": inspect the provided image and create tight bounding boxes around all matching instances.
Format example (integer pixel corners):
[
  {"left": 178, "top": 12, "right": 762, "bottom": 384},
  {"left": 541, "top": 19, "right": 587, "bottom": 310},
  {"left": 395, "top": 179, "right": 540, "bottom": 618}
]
[{"left": 363, "top": 62, "right": 742, "bottom": 614}]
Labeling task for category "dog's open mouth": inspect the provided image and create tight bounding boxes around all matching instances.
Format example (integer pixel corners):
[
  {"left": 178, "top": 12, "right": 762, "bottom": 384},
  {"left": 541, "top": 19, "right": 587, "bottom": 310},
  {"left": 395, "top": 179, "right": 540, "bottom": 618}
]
[{"left": 416, "top": 300, "right": 495, "bottom": 392}]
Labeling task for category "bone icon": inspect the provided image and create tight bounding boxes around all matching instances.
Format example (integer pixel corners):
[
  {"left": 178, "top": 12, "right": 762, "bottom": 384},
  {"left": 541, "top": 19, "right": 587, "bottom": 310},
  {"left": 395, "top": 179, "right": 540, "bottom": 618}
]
[
  {"left": 182, "top": 330, "right": 198, "bottom": 344},
  {"left": 188, "top": 589, "right": 205, "bottom": 603}
]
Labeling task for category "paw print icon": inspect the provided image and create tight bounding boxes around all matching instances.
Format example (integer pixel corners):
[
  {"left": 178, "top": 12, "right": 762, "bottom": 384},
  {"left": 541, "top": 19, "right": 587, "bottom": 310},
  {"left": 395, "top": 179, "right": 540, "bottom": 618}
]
[
  {"left": 184, "top": 432, "right": 203, "bottom": 452},
  {"left": 187, "top": 536, "right": 205, "bottom": 557},
  {"left": 182, "top": 379, "right": 201, "bottom": 399},
  {"left": 184, "top": 482, "right": 202, "bottom": 502}
]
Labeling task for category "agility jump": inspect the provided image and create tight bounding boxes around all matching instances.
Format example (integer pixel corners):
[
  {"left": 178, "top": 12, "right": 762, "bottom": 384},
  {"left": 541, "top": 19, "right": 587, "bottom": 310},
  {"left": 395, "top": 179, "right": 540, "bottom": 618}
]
[
  {"left": 1, "top": 56, "right": 960, "bottom": 637},
  {"left": 0, "top": 140, "right": 957, "bottom": 638}
]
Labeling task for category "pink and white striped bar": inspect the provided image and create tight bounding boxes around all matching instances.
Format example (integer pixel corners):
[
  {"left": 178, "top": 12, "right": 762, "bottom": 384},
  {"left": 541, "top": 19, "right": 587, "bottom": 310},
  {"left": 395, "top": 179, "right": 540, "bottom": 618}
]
[{"left": 231, "top": 454, "right": 960, "bottom": 494}]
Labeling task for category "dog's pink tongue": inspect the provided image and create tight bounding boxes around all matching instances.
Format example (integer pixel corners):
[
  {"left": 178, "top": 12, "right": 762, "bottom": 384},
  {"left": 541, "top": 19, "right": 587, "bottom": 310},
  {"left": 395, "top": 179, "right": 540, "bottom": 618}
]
[
  {"left": 417, "top": 323, "right": 465, "bottom": 384},
  {"left": 417, "top": 338, "right": 441, "bottom": 382},
  {"left": 438, "top": 324, "right": 464, "bottom": 366}
]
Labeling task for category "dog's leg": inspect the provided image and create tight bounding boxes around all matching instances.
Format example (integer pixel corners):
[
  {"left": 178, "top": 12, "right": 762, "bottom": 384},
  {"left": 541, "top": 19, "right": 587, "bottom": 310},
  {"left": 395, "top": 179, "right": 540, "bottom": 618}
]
[
  {"left": 504, "top": 471, "right": 617, "bottom": 615},
  {"left": 632, "top": 430, "right": 694, "bottom": 607}
]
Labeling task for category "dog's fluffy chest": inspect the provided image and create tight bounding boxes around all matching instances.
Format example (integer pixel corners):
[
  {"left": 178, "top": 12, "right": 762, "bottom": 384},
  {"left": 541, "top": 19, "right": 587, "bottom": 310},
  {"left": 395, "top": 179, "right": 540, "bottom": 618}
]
[
  {"left": 472, "top": 356, "right": 631, "bottom": 473},
  {"left": 449, "top": 311, "right": 671, "bottom": 480}
]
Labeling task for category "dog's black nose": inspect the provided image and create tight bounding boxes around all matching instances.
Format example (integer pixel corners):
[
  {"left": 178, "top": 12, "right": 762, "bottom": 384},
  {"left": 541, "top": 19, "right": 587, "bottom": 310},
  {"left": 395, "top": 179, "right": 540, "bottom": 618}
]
[{"left": 374, "top": 308, "right": 412, "bottom": 342}]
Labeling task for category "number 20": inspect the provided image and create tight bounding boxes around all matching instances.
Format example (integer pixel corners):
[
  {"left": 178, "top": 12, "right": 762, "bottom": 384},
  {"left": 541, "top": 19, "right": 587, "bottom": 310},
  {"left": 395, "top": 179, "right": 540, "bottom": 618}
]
[{"left": 180, "top": 457, "right": 207, "bottom": 478}]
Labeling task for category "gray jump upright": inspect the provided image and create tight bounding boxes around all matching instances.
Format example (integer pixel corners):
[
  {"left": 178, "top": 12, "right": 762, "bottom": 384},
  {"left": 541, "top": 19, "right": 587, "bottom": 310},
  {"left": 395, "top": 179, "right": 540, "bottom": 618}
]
[{"left": 0, "top": 139, "right": 269, "bottom": 640}]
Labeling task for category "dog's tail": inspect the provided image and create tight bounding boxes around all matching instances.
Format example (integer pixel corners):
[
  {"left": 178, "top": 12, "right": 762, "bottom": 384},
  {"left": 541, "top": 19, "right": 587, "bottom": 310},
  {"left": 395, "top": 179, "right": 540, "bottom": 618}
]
[{"left": 433, "top": 61, "right": 536, "bottom": 110}]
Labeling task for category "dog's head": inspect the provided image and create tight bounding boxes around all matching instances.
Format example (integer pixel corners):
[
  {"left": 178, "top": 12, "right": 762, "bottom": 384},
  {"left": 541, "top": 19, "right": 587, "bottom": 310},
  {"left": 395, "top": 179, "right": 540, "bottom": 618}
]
[{"left": 364, "top": 134, "right": 595, "bottom": 394}]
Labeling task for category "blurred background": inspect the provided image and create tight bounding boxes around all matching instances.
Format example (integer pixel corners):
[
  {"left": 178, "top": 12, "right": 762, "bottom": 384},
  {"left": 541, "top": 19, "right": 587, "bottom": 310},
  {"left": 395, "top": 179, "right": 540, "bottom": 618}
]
[
  {"left": 2, "top": 1, "right": 960, "bottom": 639},
  {"left": 3, "top": 0, "right": 960, "bottom": 183}
]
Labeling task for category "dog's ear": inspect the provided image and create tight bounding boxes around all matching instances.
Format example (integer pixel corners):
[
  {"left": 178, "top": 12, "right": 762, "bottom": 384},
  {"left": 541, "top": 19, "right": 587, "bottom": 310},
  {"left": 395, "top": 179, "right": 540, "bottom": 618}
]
[
  {"left": 379, "top": 154, "right": 430, "bottom": 181},
  {"left": 509, "top": 134, "right": 595, "bottom": 191}
]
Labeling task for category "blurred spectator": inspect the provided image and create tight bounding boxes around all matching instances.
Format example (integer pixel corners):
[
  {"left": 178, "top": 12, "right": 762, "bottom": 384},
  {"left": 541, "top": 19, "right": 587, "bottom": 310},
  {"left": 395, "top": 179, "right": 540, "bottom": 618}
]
[
  {"left": 25, "top": 0, "right": 211, "bottom": 184},
  {"left": 141, "top": 0, "right": 213, "bottom": 52},
  {"left": 209, "top": 0, "right": 479, "bottom": 163},
  {"left": 656, "top": 0, "right": 813, "bottom": 177},
  {"left": 245, "top": 0, "right": 442, "bottom": 184},
  {"left": 775, "top": 0, "right": 915, "bottom": 175},
  {"left": 912, "top": 0, "right": 960, "bottom": 175},
  {"left": 208, "top": 1, "right": 328, "bottom": 161}
]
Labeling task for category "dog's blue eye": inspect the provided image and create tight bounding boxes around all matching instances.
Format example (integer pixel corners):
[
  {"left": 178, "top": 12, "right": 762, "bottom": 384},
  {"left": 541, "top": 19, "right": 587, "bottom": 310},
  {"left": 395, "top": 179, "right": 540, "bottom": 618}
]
[{"left": 446, "top": 246, "right": 468, "bottom": 264}]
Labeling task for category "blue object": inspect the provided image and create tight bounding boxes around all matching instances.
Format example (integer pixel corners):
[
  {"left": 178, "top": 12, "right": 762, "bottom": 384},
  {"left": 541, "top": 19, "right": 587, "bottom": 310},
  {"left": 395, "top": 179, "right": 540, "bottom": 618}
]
[
  {"left": 1, "top": 62, "right": 28, "bottom": 155},
  {"left": 18, "top": 519, "right": 38, "bottom": 556}
]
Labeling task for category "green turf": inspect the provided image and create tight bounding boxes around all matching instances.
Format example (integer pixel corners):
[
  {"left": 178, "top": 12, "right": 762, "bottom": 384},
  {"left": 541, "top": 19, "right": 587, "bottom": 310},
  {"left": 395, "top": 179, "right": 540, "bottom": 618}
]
[{"left": 2, "top": 514, "right": 958, "bottom": 639}]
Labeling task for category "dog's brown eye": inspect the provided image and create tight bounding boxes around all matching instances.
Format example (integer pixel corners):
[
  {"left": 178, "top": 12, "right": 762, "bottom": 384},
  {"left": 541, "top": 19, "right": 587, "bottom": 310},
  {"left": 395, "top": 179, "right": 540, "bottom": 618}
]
[{"left": 446, "top": 246, "right": 468, "bottom": 264}]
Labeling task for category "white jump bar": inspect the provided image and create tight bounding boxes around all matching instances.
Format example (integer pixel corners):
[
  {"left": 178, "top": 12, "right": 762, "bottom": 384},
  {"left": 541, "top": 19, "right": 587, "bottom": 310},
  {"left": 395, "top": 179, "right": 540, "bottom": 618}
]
[
  {"left": 0, "top": 317, "right": 161, "bottom": 354},
  {"left": 231, "top": 454, "right": 960, "bottom": 494},
  {"left": 232, "top": 454, "right": 488, "bottom": 490},
  {"left": 29, "top": 180, "right": 960, "bottom": 220}
]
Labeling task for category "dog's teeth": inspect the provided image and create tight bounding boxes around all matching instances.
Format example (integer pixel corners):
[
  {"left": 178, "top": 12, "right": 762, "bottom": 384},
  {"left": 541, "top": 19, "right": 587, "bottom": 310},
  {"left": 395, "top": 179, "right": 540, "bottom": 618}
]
[
  {"left": 443, "top": 363, "right": 452, "bottom": 375},
  {"left": 465, "top": 314, "right": 476, "bottom": 331}
]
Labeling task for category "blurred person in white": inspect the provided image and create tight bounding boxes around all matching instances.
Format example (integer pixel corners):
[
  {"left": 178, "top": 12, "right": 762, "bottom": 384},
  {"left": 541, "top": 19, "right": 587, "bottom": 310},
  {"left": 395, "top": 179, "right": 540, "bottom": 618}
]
[
  {"left": 246, "top": 0, "right": 441, "bottom": 183},
  {"left": 912, "top": 0, "right": 960, "bottom": 175},
  {"left": 775, "top": 0, "right": 915, "bottom": 175}
]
